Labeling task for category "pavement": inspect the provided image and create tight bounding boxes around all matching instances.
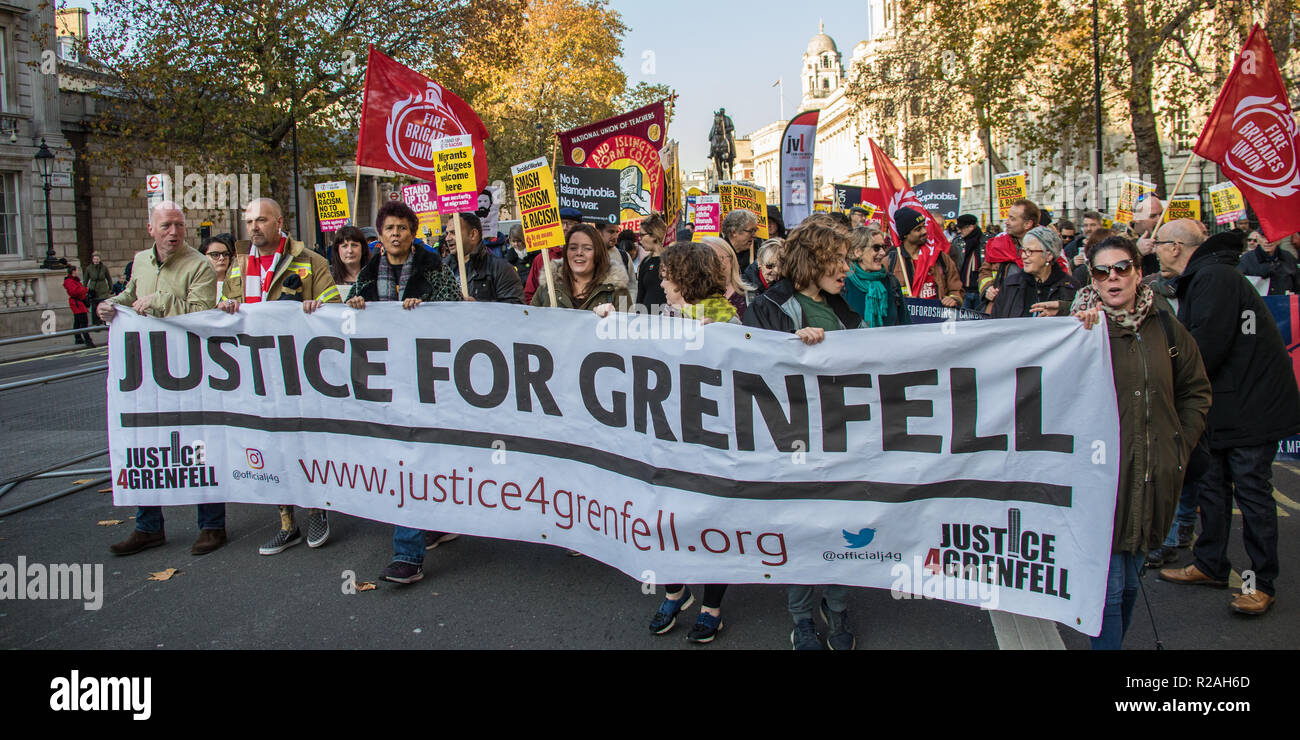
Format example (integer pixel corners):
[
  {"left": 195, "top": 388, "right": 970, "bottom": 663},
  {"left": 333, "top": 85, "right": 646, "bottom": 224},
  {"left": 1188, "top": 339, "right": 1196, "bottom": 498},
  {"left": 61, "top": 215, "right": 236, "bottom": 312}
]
[{"left": 1, "top": 343, "right": 1298, "bottom": 650}]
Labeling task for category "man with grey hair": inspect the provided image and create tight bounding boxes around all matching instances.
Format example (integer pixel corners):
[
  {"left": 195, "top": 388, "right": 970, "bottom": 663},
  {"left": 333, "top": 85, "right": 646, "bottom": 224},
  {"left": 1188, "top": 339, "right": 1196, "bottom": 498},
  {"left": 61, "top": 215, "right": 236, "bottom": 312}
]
[
  {"left": 721, "top": 208, "right": 759, "bottom": 269},
  {"left": 1238, "top": 233, "right": 1300, "bottom": 295},
  {"left": 1153, "top": 220, "right": 1300, "bottom": 615},
  {"left": 100, "top": 201, "right": 225, "bottom": 557}
]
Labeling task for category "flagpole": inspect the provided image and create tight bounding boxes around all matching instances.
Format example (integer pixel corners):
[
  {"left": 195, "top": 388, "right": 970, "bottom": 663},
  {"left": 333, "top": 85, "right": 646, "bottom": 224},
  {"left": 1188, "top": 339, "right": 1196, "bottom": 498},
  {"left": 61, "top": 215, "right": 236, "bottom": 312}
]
[
  {"left": 352, "top": 165, "right": 362, "bottom": 222},
  {"left": 453, "top": 211, "right": 469, "bottom": 300},
  {"left": 1161, "top": 153, "right": 1199, "bottom": 224}
]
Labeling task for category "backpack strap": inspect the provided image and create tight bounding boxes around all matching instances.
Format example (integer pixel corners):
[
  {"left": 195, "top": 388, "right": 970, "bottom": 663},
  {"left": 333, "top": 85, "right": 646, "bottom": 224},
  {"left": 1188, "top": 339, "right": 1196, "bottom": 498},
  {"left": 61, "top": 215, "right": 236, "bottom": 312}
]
[{"left": 1157, "top": 309, "right": 1179, "bottom": 360}]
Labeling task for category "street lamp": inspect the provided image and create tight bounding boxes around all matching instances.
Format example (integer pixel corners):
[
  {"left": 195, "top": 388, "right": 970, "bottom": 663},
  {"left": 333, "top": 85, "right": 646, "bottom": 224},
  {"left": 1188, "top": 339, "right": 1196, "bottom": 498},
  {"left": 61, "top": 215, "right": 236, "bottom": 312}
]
[{"left": 35, "top": 138, "right": 59, "bottom": 270}]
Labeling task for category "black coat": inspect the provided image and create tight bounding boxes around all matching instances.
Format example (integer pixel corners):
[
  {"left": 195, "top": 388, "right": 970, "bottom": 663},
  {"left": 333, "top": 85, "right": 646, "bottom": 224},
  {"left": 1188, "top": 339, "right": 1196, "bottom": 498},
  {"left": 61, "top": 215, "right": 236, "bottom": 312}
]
[
  {"left": 1174, "top": 231, "right": 1300, "bottom": 448},
  {"left": 989, "top": 264, "right": 1077, "bottom": 319},
  {"left": 958, "top": 230, "right": 985, "bottom": 292},
  {"left": 742, "top": 278, "right": 865, "bottom": 334},
  {"left": 352, "top": 246, "right": 460, "bottom": 303},
  {"left": 464, "top": 246, "right": 524, "bottom": 304},
  {"left": 636, "top": 255, "right": 668, "bottom": 313},
  {"left": 1238, "top": 246, "right": 1300, "bottom": 295},
  {"left": 504, "top": 247, "right": 536, "bottom": 284}
]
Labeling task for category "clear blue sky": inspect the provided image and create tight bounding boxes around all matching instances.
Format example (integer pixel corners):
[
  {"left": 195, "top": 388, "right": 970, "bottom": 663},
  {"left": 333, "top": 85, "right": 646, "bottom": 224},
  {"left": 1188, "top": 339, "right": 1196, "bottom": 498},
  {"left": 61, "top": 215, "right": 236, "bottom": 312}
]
[
  {"left": 66, "top": 0, "right": 871, "bottom": 172},
  {"left": 613, "top": 0, "right": 870, "bottom": 171}
]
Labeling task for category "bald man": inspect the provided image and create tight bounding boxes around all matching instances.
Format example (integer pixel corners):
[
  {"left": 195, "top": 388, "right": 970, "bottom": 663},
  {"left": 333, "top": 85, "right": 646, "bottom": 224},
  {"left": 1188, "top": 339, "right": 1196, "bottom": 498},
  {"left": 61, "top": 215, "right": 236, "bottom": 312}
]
[
  {"left": 103, "top": 201, "right": 225, "bottom": 557},
  {"left": 1154, "top": 221, "right": 1300, "bottom": 615},
  {"left": 219, "top": 198, "right": 340, "bottom": 555}
]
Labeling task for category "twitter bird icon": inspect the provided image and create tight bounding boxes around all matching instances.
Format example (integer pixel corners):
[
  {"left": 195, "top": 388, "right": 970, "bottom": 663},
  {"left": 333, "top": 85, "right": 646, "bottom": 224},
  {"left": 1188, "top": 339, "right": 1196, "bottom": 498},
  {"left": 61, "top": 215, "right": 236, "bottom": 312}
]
[{"left": 842, "top": 528, "right": 876, "bottom": 549}]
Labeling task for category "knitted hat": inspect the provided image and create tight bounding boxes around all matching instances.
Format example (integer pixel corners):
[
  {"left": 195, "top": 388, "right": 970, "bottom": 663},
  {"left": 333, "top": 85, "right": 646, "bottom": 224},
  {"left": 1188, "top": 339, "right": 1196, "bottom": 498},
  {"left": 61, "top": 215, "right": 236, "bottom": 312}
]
[
  {"left": 1025, "top": 225, "right": 1063, "bottom": 261},
  {"left": 894, "top": 207, "right": 926, "bottom": 240}
]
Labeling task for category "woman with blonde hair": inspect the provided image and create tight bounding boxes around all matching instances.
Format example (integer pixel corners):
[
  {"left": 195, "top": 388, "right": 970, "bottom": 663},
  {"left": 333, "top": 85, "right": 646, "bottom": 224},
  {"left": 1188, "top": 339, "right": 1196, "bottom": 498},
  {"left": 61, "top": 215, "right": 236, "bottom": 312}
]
[{"left": 701, "top": 236, "right": 755, "bottom": 318}]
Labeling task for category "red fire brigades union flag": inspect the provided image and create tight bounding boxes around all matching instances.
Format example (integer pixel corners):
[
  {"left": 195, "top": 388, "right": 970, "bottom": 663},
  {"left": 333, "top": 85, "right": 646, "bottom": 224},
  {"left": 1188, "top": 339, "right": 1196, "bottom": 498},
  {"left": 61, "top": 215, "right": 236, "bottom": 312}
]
[
  {"left": 356, "top": 46, "right": 489, "bottom": 192},
  {"left": 869, "top": 138, "right": 948, "bottom": 297},
  {"left": 1194, "top": 25, "right": 1300, "bottom": 242}
]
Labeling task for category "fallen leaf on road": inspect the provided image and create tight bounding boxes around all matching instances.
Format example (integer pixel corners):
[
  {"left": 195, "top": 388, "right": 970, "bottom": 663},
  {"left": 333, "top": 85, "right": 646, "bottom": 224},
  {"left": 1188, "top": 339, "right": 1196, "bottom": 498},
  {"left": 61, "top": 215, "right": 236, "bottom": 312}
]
[
  {"left": 97, "top": 519, "right": 123, "bottom": 526},
  {"left": 147, "top": 568, "right": 180, "bottom": 581},
  {"left": 73, "top": 479, "right": 92, "bottom": 485},
  {"left": 98, "top": 488, "right": 113, "bottom": 493},
  {"left": 356, "top": 581, "right": 376, "bottom": 592}
]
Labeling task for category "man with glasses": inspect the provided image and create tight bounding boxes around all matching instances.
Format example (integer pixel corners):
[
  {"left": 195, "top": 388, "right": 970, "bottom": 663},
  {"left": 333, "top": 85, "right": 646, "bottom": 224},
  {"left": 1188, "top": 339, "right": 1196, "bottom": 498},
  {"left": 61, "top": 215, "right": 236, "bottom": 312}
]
[
  {"left": 721, "top": 208, "right": 760, "bottom": 270},
  {"left": 1238, "top": 232, "right": 1299, "bottom": 295},
  {"left": 1152, "top": 220, "right": 1300, "bottom": 615}
]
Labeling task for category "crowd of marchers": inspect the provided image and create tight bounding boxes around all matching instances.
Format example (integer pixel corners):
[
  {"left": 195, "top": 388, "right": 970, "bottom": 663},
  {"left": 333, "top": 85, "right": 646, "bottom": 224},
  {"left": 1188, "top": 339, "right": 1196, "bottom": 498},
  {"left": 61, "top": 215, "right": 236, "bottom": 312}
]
[{"left": 88, "top": 188, "right": 1300, "bottom": 650}]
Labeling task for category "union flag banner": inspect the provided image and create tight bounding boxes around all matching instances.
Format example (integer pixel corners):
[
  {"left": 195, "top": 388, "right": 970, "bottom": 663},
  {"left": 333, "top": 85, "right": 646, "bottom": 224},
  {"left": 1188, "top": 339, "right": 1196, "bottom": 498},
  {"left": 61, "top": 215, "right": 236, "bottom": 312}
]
[
  {"left": 869, "top": 139, "right": 948, "bottom": 298},
  {"left": 1194, "top": 25, "right": 1300, "bottom": 241},
  {"left": 356, "top": 46, "right": 488, "bottom": 192},
  {"left": 558, "top": 102, "right": 667, "bottom": 232}
]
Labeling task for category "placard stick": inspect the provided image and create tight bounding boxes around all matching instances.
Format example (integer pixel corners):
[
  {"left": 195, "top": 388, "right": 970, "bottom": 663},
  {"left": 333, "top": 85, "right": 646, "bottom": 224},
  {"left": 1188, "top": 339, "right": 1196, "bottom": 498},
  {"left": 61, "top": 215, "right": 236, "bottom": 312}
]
[
  {"left": 352, "top": 165, "right": 362, "bottom": 217},
  {"left": 542, "top": 246, "right": 558, "bottom": 308},
  {"left": 1161, "top": 154, "right": 1199, "bottom": 225},
  {"left": 453, "top": 211, "right": 469, "bottom": 299}
]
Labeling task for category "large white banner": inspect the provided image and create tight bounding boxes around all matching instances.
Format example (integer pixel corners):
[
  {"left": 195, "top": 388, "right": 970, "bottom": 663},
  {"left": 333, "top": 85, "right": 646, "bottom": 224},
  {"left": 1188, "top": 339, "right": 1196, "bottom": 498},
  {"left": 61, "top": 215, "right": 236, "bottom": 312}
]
[{"left": 107, "top": 303, "right": 1120, "bottom": 634}]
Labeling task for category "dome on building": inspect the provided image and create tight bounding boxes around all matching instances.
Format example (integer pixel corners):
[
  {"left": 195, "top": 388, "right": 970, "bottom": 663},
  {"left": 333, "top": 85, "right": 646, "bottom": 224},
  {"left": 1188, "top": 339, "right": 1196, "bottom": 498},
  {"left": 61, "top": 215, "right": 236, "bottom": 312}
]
[{"left": 806, "top": 21, "right": 837, "bottom": 56}]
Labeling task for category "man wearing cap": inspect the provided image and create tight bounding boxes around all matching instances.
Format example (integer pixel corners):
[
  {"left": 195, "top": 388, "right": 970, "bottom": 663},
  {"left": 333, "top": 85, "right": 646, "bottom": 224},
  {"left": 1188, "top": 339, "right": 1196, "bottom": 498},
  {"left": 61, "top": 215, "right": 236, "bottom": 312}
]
[
  {"left": 524, "top": 206, "right": 582, "bottom": 304},
  {"left": 886, "top": 206, "right": 963, "bottom": 307},
  {"left": 849, "top": 206, "right": 870, "bottom": 229},
  {"left": 955, "top": 214, "right": 985, "bottom": 310}
]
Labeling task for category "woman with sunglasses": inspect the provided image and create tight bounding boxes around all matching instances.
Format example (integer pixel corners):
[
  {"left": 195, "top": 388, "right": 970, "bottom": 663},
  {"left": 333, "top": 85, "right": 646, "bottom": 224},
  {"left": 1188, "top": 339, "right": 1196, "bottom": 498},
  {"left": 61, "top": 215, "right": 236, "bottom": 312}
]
[
  {"left": 990, "top": 226, "right": 1077, "bottom": 318},
  {"left": 1071, "top": 236, "right": 1211, "bottom": 649},
  {"left": 199, "top": 234, "right": 235, "bottom": 301},
  {"left": 842, "top": 226, "right": 910, "bottom": 327}
]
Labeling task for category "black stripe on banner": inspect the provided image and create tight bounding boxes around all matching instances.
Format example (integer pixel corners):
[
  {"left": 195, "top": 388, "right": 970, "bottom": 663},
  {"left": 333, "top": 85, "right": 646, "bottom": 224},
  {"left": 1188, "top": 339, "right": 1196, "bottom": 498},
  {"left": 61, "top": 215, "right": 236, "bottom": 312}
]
[{"left": 120, "top": 411, "right": 1073, "bottom": 507}]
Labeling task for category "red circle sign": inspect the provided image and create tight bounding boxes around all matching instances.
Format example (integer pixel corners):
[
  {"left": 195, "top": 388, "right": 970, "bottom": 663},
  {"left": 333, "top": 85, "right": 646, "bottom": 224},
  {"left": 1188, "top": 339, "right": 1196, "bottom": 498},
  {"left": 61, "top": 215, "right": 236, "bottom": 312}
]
[{"left": 147, "top": 175, "right": 162, "bottom": 190}]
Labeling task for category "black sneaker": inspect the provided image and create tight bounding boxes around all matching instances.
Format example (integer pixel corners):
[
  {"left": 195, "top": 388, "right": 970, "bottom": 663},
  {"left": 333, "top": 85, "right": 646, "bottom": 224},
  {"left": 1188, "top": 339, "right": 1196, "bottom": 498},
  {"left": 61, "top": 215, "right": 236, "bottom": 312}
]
[
  {"left": 1176, "top": 523, "right": 1195, "bottom": 548},
  {"left": 306, "top": 510, "right": 330, "bottom": 548},
  {"left": 819, "top": 598, "right": 856, "bottom": 650},
  {"left": 380, "top": 561, "right": 424, "bottom": 584},
  {"left": 791, "top": 618, "right": 822, "bottom": 650},
  {"left": 686, "top": 611, "right": 722, "bottom": 644},
  {"left": 1145, "top": 545, "right": 1178, "bottom": 568},
  {"left": 258, "top": 528, "right": 302, "bottom": 555},
  {"left": 648, "top": 588, "right": 694, "bottom": 635},
  {"left": 423, "top": 531, "right": 459, "bottom": 550}
]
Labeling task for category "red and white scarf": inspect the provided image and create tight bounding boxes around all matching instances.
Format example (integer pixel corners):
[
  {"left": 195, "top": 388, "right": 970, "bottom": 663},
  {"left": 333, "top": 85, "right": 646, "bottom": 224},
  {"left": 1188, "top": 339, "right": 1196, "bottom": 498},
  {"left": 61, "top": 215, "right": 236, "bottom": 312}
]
[{"left": 243, "top": 235, "right": 288, "bottom": 303}]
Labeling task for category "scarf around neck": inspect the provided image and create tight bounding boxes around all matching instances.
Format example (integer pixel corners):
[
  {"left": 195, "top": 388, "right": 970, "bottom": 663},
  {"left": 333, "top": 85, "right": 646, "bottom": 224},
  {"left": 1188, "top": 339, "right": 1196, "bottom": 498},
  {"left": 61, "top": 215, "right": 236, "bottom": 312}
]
[
  {"left": 376, "top": 252, "right": 416, "bottom": 301},
  {"left": 1070, "top": 282, "right": 1154, "bottom": 331},
  {"left": 243, "top": 235, "right": 288, "bottom": 303},
  {"left": 847, "top": 262, "right": 890, "bottom": 327},
  {"left": 681, "top": 294, "right": 737, "bottom": 323}
]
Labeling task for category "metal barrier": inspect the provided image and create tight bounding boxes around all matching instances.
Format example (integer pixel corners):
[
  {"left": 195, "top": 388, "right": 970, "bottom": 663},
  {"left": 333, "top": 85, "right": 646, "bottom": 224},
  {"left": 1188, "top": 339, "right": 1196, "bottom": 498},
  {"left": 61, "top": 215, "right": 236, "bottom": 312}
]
[{"left": 0, "top": 325, "right": 108, "bottom": 347}]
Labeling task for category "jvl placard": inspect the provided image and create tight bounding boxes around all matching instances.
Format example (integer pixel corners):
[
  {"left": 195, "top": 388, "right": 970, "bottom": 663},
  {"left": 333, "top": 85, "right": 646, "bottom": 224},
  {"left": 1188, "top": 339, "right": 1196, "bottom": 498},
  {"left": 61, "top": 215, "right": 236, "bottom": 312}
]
[
  {"left": 432, "top": 135, "right": 477, "bottom": 214},
  {"left": 511, "top": 157, "right": 565, "bottom": 253},
  {"left": 314, "top": 181, "right": 350, "bottom": 232}
]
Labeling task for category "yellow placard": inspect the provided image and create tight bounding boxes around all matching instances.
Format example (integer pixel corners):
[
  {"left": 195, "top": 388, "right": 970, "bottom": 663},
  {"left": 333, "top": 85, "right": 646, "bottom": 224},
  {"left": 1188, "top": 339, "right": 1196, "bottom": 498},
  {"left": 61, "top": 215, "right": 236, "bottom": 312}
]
[
  {"left": 1209, "top": 182, "right": 1246, "bottom": 225},
  {"left": 1165, "top": 196, "right": 1201, "bottom": 222},
  {"left": 510, "top": 157, "right": 565, "bottom": 253},
  {"left": 994, "top": 170, "right": 1027, "bottom": 220},
  {"left": 754, "top": 187, "right": 769, "bottom": 240},
  {"left": 1114, "top": 178, "right": 1156, "bottom": 224},
  {"left": 718, "top": 182, "right": 734, "bottom": 216},
  {"left": 314, "top": 181, "right": 351, "bottom": 232},
  {"left": 432, "top": 135, "right": 478, "bottom": 213},
  {"left": 813, "top": 200, "right": 832, "bottom": 213}
]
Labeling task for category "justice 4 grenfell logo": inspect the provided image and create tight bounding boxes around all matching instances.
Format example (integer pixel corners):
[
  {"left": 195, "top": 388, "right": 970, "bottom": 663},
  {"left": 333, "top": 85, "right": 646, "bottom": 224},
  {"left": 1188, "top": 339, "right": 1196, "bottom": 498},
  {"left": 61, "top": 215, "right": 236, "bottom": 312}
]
[
  {"left": 822, "top": 526, "right": 902, "bottom": 562},
  {"left": 117, "top": 431, "right": 218, "bottom": 491},
  {"left": 924, "top": 508, "right": 1071, "bottom": 600},
  {"left": 233, "top": 447, "right": 279, "bottom": 485}
]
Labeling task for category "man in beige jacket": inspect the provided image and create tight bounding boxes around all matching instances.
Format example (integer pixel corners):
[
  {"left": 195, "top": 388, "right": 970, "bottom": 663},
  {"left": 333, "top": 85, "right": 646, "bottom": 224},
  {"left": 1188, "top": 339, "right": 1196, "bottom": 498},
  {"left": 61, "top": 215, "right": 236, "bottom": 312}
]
[{"left": 99, "top": 201, "right": 225, "bottom": 557}]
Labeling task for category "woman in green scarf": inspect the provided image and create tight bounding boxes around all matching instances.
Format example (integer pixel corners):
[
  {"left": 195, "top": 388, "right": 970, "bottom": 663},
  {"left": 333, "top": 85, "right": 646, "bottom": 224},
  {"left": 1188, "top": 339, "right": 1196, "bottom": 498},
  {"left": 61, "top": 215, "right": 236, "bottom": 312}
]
[{"left": 841, "top": 226, "right": 910, "bottom": 327}]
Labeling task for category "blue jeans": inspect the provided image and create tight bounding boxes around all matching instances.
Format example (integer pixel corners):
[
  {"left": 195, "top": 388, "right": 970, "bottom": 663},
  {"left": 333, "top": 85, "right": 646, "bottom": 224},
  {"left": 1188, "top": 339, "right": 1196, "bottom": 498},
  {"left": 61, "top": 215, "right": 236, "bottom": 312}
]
[
  {"left": 787, "top": 584, "right": 849, "bottom": 623},
  {"left": 393, "top": 526, "right": 424, "bottom": 565},
  {"left": 1161, "top": 481, "right": 1199, "bottom": 547},
  {"left": 1091, "top": 551, "right": 1143, "bottom": 650},
  {"left": 135, "top": 504, "right": 225, "bottom": 534}
]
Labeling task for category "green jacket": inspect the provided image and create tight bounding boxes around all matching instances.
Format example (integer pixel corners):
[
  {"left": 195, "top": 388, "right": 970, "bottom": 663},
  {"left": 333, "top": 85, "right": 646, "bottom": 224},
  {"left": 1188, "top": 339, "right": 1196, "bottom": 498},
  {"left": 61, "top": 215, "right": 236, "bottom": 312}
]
[
  {"left": 110, "top": 245, "right": 216, "bottom": 317},
  {"left": 225, "top": 237, "right": 341, "bottom": 304},
  {"left": 530, "top": 258, "right": 631, "bottom": 311},
  {"left": 1107, "top": 310, "right": 1212, "bottom": 553},
  {"left": 82, "top": 261, "right": 112, "bottom": 299}
]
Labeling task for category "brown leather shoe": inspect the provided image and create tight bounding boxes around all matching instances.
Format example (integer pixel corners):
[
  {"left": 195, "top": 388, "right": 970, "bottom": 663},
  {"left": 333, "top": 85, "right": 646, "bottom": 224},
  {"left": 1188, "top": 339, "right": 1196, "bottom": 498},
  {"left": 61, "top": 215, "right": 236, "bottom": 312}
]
[
  {"left": 190, "top": 528, "right": 227, "bottom": 556},
  {"left": 1158, "top": 563, "right": 1228, "bottom": 588},
  {"left": 1230, "top": 591, "right": 1274, "bottom": 615},
  {"left": 109, "top": 529, "right": 166, "bottom": 556}
]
